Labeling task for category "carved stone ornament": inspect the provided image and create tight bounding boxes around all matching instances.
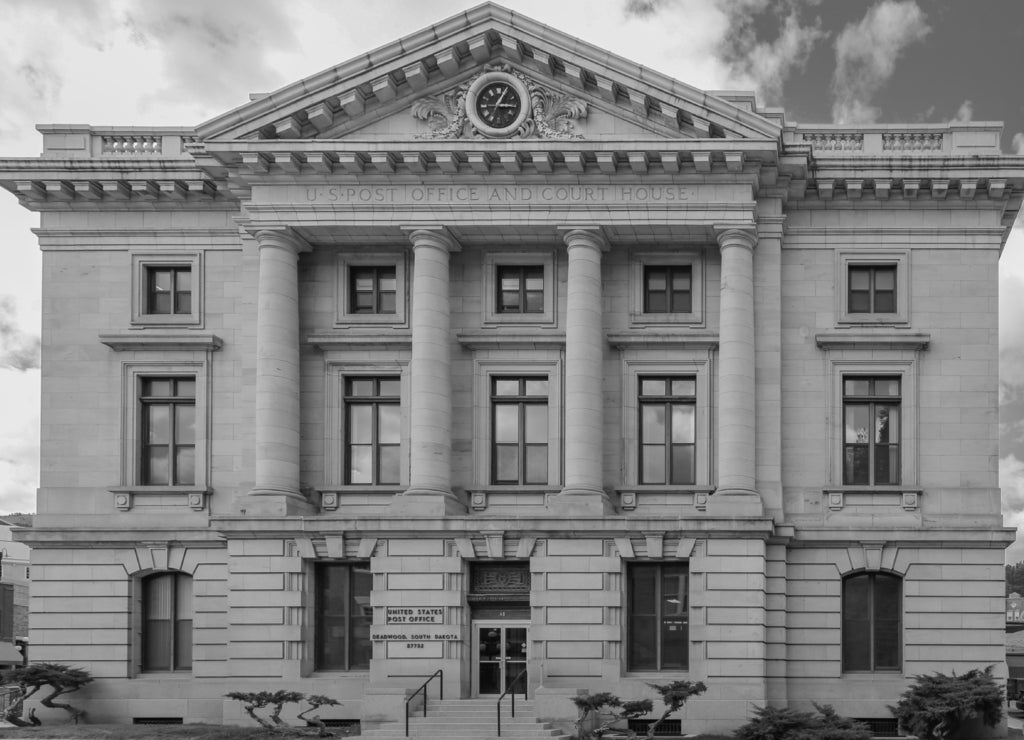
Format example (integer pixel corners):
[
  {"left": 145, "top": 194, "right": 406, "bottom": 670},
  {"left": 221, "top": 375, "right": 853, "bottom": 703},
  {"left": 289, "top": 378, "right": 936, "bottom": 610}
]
[{"left": 412, "top": 64, "right": 587, "bottom": 140}]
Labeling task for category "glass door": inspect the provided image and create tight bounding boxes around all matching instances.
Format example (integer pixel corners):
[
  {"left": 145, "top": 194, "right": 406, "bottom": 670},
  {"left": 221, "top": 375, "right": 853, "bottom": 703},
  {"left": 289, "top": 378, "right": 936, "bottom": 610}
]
[{"left": 476, "top": 623, "right": 528, "bottom": 695}]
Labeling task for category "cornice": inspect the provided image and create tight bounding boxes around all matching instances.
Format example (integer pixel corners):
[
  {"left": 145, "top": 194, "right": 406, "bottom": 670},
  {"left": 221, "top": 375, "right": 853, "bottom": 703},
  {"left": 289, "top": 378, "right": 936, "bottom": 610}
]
[
  {"left": 99, "top": 332, "right": 224, "bottom": 352},
  {"left": 814, "top": 332, "right": 930, "bottom": 351},
  {"left": 606, "top": 331, "right": 719, "bottom": 350},
  {"left": 456, "top": 331, "right": 566, "bottom": 350}
]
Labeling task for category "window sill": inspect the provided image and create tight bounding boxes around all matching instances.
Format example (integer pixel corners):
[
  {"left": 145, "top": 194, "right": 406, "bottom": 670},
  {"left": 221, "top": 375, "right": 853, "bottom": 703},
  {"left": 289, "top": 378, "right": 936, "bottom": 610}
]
[
  {"left": 109, "top": 487, "right": 210, "bottom": 512},
  {"left": 99, "top": 332, "right": 222, "bottom": 352},
  {"left": 815, "top": 331, "right": 930, "bottom": 351},
  {"left": 823, "top": 487, "right": 921, "bottom": 511}
]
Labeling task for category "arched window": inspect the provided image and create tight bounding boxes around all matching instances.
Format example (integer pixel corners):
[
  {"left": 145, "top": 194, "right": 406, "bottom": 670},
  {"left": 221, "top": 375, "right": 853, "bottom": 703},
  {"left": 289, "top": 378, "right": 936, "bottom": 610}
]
[
  {"left": 142, "top": 572, "right": 192, "bottom": 672},
  {"left": 842, "top": 571, "right": 901, "bottom": 672}
]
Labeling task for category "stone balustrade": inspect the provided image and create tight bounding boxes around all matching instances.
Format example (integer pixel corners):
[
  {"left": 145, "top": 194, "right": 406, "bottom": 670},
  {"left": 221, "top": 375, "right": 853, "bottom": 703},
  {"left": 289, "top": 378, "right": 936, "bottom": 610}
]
[
  {"left": 790, "top": 123, "right": 1003, "bottom": 155},
  {"left": 38, "top": 125, "right": 197, "bottom": 159}
]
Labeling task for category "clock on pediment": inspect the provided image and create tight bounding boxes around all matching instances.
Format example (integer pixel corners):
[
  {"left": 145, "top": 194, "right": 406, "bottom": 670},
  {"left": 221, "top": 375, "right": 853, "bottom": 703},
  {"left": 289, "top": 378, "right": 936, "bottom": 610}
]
[
  {"left": 411, "top": 64, "right": 587, "bottom": 140},
  {"left": 465, "top": 71, "right": 532, "bottom": 138}
]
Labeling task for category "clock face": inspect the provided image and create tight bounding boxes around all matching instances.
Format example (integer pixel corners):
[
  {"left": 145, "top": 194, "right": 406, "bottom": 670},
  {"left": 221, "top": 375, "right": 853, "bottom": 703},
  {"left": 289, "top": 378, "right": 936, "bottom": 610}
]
[
  {"left": 466, "top": 71, "right": 531, "bottom": 137},
  {"left": 475, "top": 82, "right": 522, "bottom": 129}
]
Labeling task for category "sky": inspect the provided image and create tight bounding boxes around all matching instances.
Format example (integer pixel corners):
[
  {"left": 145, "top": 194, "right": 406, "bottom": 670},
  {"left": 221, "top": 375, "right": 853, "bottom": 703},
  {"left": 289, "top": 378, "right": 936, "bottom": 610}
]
[{"left": 0, "top": 0, "right": 1023, "bottom": 557}]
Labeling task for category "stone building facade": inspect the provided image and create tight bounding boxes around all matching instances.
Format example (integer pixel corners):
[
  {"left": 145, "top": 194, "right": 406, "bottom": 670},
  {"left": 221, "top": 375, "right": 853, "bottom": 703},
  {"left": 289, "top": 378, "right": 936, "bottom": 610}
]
[{"left": 1, "top": 3, "right": 1022, "bottom": 735}]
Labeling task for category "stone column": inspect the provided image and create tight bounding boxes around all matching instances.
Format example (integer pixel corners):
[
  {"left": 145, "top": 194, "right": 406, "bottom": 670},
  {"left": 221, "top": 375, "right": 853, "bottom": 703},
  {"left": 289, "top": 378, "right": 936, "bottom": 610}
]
[
  {"left": 551, "top": 227, "right": 613, "bottom": 515},
  {"left": 390, "top": 227, "right": 465, "bottom": 515},
  {"left": 707, "top": 227, "right": 763, "bottom": 516},
  {"left": 242, "top": 228, "right": 315, "bottom": 516}
]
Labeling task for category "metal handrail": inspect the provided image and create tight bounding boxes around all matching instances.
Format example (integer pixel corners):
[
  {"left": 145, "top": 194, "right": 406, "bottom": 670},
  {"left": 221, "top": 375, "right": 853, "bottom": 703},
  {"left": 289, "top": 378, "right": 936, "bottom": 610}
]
[
  {"left": 496, "top": 667, "right": 528, "bottom": 737},
  {"left": 405, "top": 669, "right": 443, "bottom": 737}
]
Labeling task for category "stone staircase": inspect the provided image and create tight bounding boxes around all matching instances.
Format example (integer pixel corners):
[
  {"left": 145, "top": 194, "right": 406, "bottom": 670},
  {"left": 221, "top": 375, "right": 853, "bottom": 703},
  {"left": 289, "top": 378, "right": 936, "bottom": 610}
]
[{"left": 356, "top": 697, "right": 572, "bottom": 740}]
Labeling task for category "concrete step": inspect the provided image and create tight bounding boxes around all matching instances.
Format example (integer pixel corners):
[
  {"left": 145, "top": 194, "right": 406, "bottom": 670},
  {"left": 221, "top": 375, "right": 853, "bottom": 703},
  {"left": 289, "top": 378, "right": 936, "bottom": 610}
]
[{"left": 354, "top": 697, "right": 567, "bottom": 740}]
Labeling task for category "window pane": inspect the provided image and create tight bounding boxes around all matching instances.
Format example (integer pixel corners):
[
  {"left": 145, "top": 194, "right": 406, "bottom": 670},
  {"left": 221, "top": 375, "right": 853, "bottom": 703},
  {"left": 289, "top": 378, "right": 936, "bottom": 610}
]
[
  {"left": 629, "top": 565, "right": 657, "bottom": 615},
  {"left": 849, "top": 291, "right": 870, "bottom": 313},
  {"left": 849, "top": 268, "right": 871, "bottom": 290},
  {"left": 348, "top": 446, "right": 372, "bottom": 484},
  {"left": 524, "top": 379, "right": 548, "bottom": 396},
  {"left": 144, "top": 379, "right": 172, "bottom": 397},
  {"left": 379, "top": 445, "right": 400, "bottom": 485},
  {"left": 628, "top": 616, "right": 658, "bottom": 670},
  {"left": 845, "top": 405, "right": 870, "bottom": 443},
  {"left": 875, "top": 406, "right": 893, "bottom": 444},
  {"left": 670, "top": 446, "right": 695, "bottom": 485},
  {"left": 175, "top": 269, "right": 191, "bottom": 292},
  {"left": 842, "top": 619, "right": 871, "bottom": 671},
  {"left": 147, "top": 405, "right": 171, "bottom": 443},
  {"left": 378, "top": 405, "right": 400, "bottom": 444},
  {"left": 494, "top": 379, "right": 519, "bottom": 396},
  {"left": 641, "top": 379, "right": 666, "bottom": 396},
  {"left": 671, "top": 405, "right": 695, "bottom": 443},
  {"left": 494, "top": 405, "right": 519, "bottom": 443},
  {"left": 145, "top": 447, "right": 170, "bottom": 485},
  {"left": 642, "top": 445, "right": 666, "bottom": 484},
  {"left": 350, "top": 567, "right": 373, "bottom": 669},
  {"left": 844, "top": 379, "right": 871, "bottom": 397},
  {"left": 146, "top": 574, "right": 173, "bottom": 619},
  {"left": 662, "top": 569, "right": 687, "bottom": 615},
  {"left": 353, "top": 274, "right": 374, "bottom": 292},
  {"left": 352, "top": 294, "right": 373, "bottom": 312},
  {"left": 875, "top": 379, "right": 900, "bottom": 397},
  {"left": 174, "top": 619, "right": 193, "bottom": 670},
  {"left": 176, "top": 405, "right": 195, "bottom": 444},
  {"left": 499, "top": 290, "right": 521, "bottom": 312},
  {"left": 175, "top": 292, "right": 192, "bottom": 315},
  {"left": 844, "top": 446, "right": 869, "bottom": 485},
  {"left": 348, "top": 405, "right": 372, "bottom": 443},
  {"left": 524, "top": 445, "right": 547, "bottom": 484},
  {"left": 144, "top": 620, "right": 171, "bottom": 670},
  {"left": 645, "top": 269, "right": 666, "bottom": 291},
  {"left": 642, "top": 405, "right": 666, "bottom": 441},
  {"left": 348, "top": 379, "right": 375, "bottom": 397},
  {"left": 175, "top": 379, "right": 195, "bottom": 398},
  {"left": 671, "top": 379, "right": 696, "bottom": 396},
  {"left": 524, "top": 290, "right": 543, "bottom": 312},
  {"left": 524, "top": 405, "right": 547, "bottom": 443},
  {"left": 671, "top": 270, "right": 691, "bottom": 291},
  {"left": 494, "top": 445, "right": 518, "bottom": 482},
  {"left": 378, "top": 292, "right": 396, "bottom": 314},
  {"left": 379, "top": 274, "right": 397, "bottom": 292},
  {"left": 874, "top": 291, "right": 895, "bottom": 313},
  {"left": 874, "top": 268, "right": 895, "bottom": 291},
  {"left": 378, "top": 379, "right": 401, "bottom": 396},
  {"left": 175, "top": 447, "right": 195, "bottom": 486}
]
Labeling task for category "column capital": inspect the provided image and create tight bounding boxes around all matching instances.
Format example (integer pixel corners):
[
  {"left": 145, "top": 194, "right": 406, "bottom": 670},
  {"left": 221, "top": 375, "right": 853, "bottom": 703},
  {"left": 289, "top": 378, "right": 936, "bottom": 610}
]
[
  {"left": 401, "top": 226, "right": 461, "bottom": 253},
  {"left": 715, "top": 226, "right": 758, "bottom": 252},
  {"left": 558, "top": 226, "right": 609, "bottom": 252},
  {"left": 250, "top": 226, "right": 312, "bottom": 254}
]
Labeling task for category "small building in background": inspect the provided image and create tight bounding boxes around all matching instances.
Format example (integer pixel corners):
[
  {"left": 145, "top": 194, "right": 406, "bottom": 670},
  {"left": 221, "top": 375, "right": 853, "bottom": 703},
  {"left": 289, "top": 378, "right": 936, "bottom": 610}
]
[{"left": 0, "top": 516, "right": 31, "bottom": 667}]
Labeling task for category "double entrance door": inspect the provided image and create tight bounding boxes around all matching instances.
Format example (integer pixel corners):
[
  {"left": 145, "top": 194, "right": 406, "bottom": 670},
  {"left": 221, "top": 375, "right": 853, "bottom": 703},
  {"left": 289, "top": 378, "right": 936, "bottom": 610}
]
[{"left": 472, "top": 621, "right": 528, "bottom": 696}]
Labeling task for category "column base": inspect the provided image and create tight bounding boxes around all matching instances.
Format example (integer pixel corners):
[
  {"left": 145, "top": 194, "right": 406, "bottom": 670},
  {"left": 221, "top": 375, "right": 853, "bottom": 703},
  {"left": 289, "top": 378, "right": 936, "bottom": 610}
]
[
  {"left": 705, "top": 488, "right": 764, "bottom": 517},
  {"left": 389, "top": 488, "right": 466, "bottom": 516},
  {"left": 236, "top": 488, "right": 318, "bottom": 516},
  {"left": 549, "top": 487, "right": 616, "bottom": 516}
]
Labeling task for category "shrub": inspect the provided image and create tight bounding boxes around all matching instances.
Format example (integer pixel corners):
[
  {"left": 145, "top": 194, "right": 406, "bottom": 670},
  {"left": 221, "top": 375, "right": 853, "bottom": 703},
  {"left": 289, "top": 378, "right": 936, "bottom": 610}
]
[
  {"left": 734, "top": 703, "right": 872, "bottom": 740},
  {"left": 888, "top": 665, "right": 1003, "bottom": 739},
  {"left": 571, "top": 680, "right": 707, "bottom": 739},
  {"left": 3, "top": 662, "right": 94, "bottom": 725}
]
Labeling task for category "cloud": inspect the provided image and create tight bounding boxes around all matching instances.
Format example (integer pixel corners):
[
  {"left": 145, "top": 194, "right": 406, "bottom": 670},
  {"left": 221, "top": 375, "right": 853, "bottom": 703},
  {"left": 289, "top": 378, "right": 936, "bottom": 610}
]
[
  {"left": 831, "top": 0, "right": 930, "bottom": 124},
  {"left": 735, "top": 11, "right": 827, "bottom": 105},
  {"left": 951, "top": 99, "right": 973, "bottom": 124},
  {"left": 623, "top": 0, "right": 674, "bottom": 17},
  {"left": 123, "top": 0, "right": 301, "bottom": 112},
  {"left": 1013, "top": 132, "right": 1024, "bottom": 155},
  {"left": 1004, "top": 455, "right": 1024, "bottom": 564},
  {"left": 0, "top": 297, "right": 39, "bottom": 372}
]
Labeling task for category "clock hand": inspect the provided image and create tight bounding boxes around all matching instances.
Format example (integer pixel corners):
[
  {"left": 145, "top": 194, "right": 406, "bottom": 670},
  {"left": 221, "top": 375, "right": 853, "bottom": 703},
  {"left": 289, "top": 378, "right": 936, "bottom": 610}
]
[{"left": 492, "top": 86, "right": 509, "bottom": 109}]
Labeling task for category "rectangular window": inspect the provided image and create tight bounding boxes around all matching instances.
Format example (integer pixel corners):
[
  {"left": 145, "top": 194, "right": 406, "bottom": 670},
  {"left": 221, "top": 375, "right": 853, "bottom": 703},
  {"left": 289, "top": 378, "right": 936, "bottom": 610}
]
[
  {"left": 639, "top": 377, "right": 696, "bottom": 485},
  {"left": 491, "top": 377, "right": 548, "bottom": 485},
  {"left": 146, "top": 266, "right": 192, "bottom": 315},
  {"left": 350, "top": 266, "right": 397, "bottom": 314},
  {"left": 842, "top": 572, "right": 901, "bottom": 672},
  {"left": 843, "top": 377, "right": 900, "bottom": 485},
  {"left": 848, "top": 265, "right": 896, "bottom": 314},
  {"left": 643, "top": 266, "right": 692, "bottom": 314},
  {"left": 316, "top": 563, "right": 372, "bottom": 671},
  {"left": 142, "top": 572, "right": 192, "bottom": 672},
  {"left": 345, "top": 377, "right": 400, "bottom": 485},
  {"left": 627, "top": 563, "right": 688, "bottom": 671},
  {"left": 496, "top": 265, "right": 544, "bottom": 314},
  {"left": 140, "top": 378, "right": 196, "bottom": 486}
]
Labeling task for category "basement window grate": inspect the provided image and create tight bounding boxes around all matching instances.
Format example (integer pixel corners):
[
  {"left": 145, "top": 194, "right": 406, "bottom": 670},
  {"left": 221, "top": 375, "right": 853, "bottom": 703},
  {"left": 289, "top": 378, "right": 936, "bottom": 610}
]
[
  {"left": 133, "top": 717, "right": 183, "bottom": 725},
  {"left": 855, "top": 717, "right": 901, "bottom": 737},
  {"left": 627, "top": 718, "right": 682, "bottom": 736},
  {"left": 308, "top": 718, "right": 360, "bottom": 733}
]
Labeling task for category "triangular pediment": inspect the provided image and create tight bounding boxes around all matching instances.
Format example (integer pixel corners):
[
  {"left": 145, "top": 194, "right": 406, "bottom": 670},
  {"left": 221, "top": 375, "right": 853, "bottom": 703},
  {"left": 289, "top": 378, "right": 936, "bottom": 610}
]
[{"left": 195, "top": 3, "right": 782, "bottom": 145}]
